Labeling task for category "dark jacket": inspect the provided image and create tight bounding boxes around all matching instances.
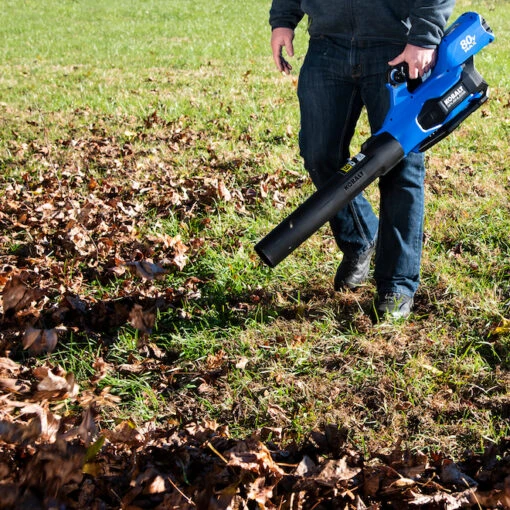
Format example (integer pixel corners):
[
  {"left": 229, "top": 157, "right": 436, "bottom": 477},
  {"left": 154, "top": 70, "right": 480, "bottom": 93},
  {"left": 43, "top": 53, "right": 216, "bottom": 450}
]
[{"left": 269, "top": 0, "right": 455, "bottom": 47}]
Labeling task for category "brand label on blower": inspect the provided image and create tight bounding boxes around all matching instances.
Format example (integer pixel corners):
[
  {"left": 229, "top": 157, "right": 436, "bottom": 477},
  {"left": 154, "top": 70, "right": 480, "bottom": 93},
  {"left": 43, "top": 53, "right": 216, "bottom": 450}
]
[
  {"left": 442, "top": 84, "right": 468, "bottom": 110},
  {"left": 344, "top": 169, "right": 365, "bottom": 190}
]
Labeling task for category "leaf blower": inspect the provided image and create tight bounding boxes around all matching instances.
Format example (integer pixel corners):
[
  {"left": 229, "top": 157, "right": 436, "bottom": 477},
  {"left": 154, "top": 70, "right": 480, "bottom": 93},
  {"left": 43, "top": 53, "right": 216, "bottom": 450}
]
[{"left": 255, "top": 12, "right": 495, "bottom": 268}]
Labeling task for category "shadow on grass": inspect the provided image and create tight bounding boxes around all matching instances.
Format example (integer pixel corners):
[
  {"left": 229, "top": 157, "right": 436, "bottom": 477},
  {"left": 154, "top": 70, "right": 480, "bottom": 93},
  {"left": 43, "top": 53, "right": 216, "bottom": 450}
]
[{"left": 155, "top": 279, "right": 377, "bottom": 340}]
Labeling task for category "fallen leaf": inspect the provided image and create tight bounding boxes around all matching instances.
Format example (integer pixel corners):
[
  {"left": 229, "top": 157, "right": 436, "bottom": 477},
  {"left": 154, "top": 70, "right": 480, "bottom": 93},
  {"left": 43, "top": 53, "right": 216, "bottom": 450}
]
[
  {"left": 90, "top": 357, "right": 113, "bottom": 385},
  {"left": 295, "top": 455, "right": 316, "bottom": 476},
  {"left": 491, "top": 318, "right": 510, "bottom": 335},
  {"left": 35, "top": 368, "right": 79, "bottom": 400},
  {"left": 104, "top": 420, "right": 145, "bottom": 447},
  {"left": 235, "top": 356, "right": 249, "bottom": 369},
  {"left": 126, "top": 260, "right": 168, "bottom": 280},
  {"left": 62, "top": 406, "right": 96, "bottom": 446},
  {"left": 0, "top": 357, "right": 21, "bottom": 374},
  {"left": 315, "top": 457, "right": 363, "bottom": 487},
  {"left": 218, "top": 180, "right": 232, "bottom": 201},
  {"left": 227, "top": 439, "right": 284, "bottom": 477},
  {"left": 2, "top": 274, "right": 44, "bottom": 313},
  {"left": 129, "top": 303, "right": 156, "bottom": 334},
  {"left": 0, "top": 378, "right": 31, "bottom": 394},
  {"left": 22, "top": 327, "right": 59, "bottom": 354}
]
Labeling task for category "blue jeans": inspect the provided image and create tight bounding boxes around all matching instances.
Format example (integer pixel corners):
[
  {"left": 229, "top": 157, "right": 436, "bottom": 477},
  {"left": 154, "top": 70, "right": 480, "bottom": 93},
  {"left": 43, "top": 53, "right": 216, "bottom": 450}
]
[{"left": 297, "top": 36, "right": 425, "bottom": 297}]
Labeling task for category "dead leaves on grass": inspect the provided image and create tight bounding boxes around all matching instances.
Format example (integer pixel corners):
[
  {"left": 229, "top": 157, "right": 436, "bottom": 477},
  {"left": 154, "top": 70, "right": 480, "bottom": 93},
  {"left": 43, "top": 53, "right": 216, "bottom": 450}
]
[
  {"left": 0, "top": 116, "right": 305, "bottom": 355},
  {"left": 0, "top": 269, "right": 174, "bottom": 353},
  {"left": 0, "top": 417, "right": 509, "bottom": 509},
  {"left": 2, "top": 114, "right": 509, "bottom": 508}
]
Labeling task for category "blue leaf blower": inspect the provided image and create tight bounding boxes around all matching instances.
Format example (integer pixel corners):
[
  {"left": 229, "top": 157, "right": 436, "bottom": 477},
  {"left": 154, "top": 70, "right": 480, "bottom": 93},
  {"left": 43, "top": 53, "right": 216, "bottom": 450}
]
[{"left": 255, "top": 12, "right": 495, "bottom": 268}]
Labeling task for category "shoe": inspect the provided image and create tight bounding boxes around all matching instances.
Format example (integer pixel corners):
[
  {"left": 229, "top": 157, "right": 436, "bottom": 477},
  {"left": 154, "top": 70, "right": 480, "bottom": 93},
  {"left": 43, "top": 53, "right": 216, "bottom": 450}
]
[
  {"left": 374, "top": 292, "right": 413, "bottom": 320},
  {"left": 334, "top": 243, "right": 376, "bottom": 291}
]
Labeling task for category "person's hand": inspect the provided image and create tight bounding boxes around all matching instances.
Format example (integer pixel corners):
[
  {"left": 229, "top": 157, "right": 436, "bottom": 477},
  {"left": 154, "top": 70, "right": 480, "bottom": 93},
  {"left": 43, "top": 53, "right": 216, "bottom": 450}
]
[
  {"left": 388, "top": 44, "right": 437, "bottom": 79},
  {"left": 271, "top": 27, "right": 295, "bottom": 74}
]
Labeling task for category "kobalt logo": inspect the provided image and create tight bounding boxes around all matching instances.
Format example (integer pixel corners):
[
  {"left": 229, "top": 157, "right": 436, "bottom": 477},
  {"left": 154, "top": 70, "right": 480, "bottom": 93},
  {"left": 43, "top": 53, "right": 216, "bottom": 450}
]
[
  {"left": 344, "top": 170, "right": 364, "bottom": 190},
  {"left": 442, "top": 85, "right": 467, "bottom": 109},
  {"left": 460, "top": 34, "right": 476, "bottom": 52}
]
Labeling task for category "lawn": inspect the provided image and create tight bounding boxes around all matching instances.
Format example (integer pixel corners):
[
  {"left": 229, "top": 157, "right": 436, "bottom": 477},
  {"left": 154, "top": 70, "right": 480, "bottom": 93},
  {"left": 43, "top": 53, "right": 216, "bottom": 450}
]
[{"left": 0, "top": 0, "right": 509, "bottom": 507}]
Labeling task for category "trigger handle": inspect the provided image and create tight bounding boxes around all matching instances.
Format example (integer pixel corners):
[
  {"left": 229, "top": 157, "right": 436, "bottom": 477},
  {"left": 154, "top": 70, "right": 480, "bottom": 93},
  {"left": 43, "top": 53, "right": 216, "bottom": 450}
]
[{"left": 387, "top": 63, "right": 422, "bottom": 92}]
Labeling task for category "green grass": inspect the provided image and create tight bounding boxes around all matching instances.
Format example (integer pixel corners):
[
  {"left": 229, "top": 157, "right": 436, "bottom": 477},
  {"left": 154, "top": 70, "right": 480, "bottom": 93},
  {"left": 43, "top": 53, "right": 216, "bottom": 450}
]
[{"left": 1, "top": 0, "right": 509, "bottom": 459}]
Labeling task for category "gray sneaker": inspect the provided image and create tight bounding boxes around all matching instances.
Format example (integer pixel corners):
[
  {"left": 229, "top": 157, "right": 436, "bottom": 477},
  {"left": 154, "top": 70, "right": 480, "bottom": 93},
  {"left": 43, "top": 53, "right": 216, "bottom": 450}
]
[
  {"left": 334, "top": 243, "right": 376, "bottom": 291},
  {"left": 374, "top": 292, "right": 413, "bottom": 320}
]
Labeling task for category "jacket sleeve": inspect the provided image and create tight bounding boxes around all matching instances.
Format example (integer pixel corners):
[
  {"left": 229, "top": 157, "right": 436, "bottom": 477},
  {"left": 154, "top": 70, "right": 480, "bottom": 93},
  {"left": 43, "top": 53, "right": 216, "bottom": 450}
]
[
  {"left": 269, "top": 0, "right": 305, "bottom": 30},
  {"left": 408, "top": 0, "right": 456, "bottom": 47}
]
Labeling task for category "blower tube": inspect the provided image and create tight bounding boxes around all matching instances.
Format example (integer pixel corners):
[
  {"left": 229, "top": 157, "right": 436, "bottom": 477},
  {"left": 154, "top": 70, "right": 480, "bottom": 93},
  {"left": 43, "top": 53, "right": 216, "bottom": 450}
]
[{"left": 255, "top": 132, "right": 405, "bottom": 267}]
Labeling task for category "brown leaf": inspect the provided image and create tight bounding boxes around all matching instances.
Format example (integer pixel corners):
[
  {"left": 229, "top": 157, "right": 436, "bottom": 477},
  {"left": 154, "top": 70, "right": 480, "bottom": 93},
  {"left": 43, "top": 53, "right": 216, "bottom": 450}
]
[
  {"left": 35, "top": 368, "right": 79, "bottom": 400},
  {"left": 0, "top": 357, "right": 21, "bottom": 375},
  {"left": 88, "top": 177, "right": 99, "bottom": 190},
  {"left": 126, "top": 260, "right": 168, "bottom": 280},
  {"left": 227, "top": 439, "right": 284, "bottom": 477},
  {"left": 103, "top": 420, "right": 145, "bottom": 447},
  {"left": 62, "top": 406, "right": 96, "bottom": 446},
  {"left": 22, "top": 327, "right": 59, "bottom": 354},
  {"left": 363, "top": 464, "right": 398, "bottom": 497},
  {"left": 167, "top": 235, "right": 189, "bottom": 270},
  {"left": 20, "top": 440, "right": 85, "bottom": 497},
  {"left": 474, "top": 483, "right": 510, "bottom": 508},
  {"left": 409, "top": 488, "right": 473, "bottom": 508},
  {"left": 0, "top": 417, "right": 42, "bottom": 444},
  {"left": 0, "top": 377, "right": 31, "bottom": 394},
  {"left": 267, "top": 403, "right": 291, "bottom": 425},
  {"left": 245, "top": 476, "right": 277, "bottom": 505},
  {"left": 90, "top": 357, "right": 113, "bottom": 385},
  {"left": 36, "top": 407, "right": 61, "bottom": 443},
  {"left": 218, "top": 180, "right": 232, "bottom": 201},
  {"left": 129, "top": 303, "right": 156, "bottom": 334},
  {"left": 205, "top": 350, "right": 226, "bottom": 370},
  {"left": 118, "top": 363, "right": 145, "bottom": 374},
  {"left": 67, "top": 224, "right": 94, "bottom": 256},
  {"left": 2, "top": 274, "right": 44, "bottom": 313},
  {"left": 386, "top": 448, "right": 429, "bottom": 479},
  {"left": 0, "top": 401, "right": 61, "bottom": 443},
  {"left": 315, "top": 457, "right": 363, "bottom": 487}
]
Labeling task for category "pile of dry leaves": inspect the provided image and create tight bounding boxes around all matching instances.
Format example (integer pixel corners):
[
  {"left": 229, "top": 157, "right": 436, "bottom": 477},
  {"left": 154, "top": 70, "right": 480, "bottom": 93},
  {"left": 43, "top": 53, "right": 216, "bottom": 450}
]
[
  {"left": 0, "top": 116, "right": 301, "bottom": 354},
  {"left": 0, "top": 371, "right": 509, "bottom": 510}
]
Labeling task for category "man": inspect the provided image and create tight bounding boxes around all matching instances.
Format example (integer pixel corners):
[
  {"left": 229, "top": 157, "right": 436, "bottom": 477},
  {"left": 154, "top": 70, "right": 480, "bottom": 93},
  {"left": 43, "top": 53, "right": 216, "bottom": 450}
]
[{"left": 269, "top": 0, "right": 455, "bottom": 319}]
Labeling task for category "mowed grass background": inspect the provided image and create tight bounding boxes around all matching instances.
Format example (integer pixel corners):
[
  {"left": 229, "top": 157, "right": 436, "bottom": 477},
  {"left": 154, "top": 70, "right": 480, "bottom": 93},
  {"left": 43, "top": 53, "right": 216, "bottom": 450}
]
[{"left": 1, "top": 0, "right": 509, "bottom": 457}]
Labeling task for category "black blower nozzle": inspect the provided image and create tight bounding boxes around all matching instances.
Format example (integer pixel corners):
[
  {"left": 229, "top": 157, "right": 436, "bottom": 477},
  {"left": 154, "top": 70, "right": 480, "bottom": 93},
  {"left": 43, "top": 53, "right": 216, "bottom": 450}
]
[{"left": 255, "top": 133, "right": 404, "bottom": 267}]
